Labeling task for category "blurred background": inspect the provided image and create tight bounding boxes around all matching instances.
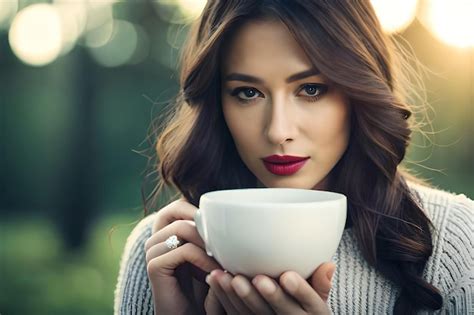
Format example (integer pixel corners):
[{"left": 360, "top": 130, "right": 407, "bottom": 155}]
[{"left": 0, "top": 0, "right": 472, "bottom": 314}]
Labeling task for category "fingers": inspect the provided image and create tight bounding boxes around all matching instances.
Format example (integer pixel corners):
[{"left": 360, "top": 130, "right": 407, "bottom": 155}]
[
  {"left": 144, "top": 220, "right": 205, "bottom": 265},
  {"left": 152, "top": 199, "right": 198, "bottom": 233},
  {"left": 252, "top": 275, "right": 302, "bottom": 314},
  {"left": 145, "top": 242, "right": 170, "bottom": 264},
  {"left": 144, "top": 198, "right": 215, "bottom": 314},
  {"left": 309, "top": 262, "right": 336, "bottom": 303},
  {"left": 279, "top": 271, "right": 329, "bottom": 314},
  {"left": 204, "top": 288, "right": 226, "bottom": 315},
  {"left": 206, "top": 270, "right": 332, "bottom": 315},
  {"left": 207, "top": 270, "right": 275, "bottom": 315},
  {"left": 231, "top": 275, "right": 275, "bottom": 315},
  {"left": 147, "top": 242, "right": 220, "bottom": 278},
  {"left": 206, "top": 270, "right": 252, "bottom": 315},
  {"left": 145, "top": 199, "right": 209, "bottom": 276},
  {"left": 145, "top": 219, "right": 204, "bottom": 252}
]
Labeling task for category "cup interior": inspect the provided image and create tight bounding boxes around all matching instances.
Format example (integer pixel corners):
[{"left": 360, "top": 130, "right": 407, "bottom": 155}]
[{"left": 202, "top": 188, "right": 345, "bottom": 205}]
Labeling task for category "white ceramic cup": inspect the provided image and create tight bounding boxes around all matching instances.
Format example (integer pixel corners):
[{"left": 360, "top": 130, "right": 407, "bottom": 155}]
[{"left": 194, "top": 188, "right": 347, "bottom": 279}]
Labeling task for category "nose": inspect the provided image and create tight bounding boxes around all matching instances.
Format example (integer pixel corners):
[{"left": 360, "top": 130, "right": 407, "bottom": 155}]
[{"left": 265, "top": 96, "right": 298, "bottom": 145}]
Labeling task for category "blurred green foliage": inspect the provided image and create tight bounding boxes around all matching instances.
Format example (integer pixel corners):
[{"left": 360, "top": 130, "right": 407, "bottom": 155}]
[
  {"left": 0, "top": 2, "right": 472, "bottom": 315},
  {"left": 0, "top": 213, "right": 137, "bottom": 315}
]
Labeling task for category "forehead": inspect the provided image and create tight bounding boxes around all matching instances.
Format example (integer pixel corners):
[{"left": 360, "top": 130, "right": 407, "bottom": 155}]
[{"left": 221, "top": 19, "right": 313, "bottom": 74}]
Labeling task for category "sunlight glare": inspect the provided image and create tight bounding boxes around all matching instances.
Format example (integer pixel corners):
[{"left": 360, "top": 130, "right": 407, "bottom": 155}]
[
  {"left": 419, "top": 0, "right": 474, "bottom": 48},
  {"left": 8, "top": 4, "right": 62, "bottom": 66},
  {"left": 154, "top": 0, "right": 206, "bottom": 24},
  {"left": 371, "top": 0, "right": 418, "bottom": 33},
  {"left": 53, "top": 0, "right": 88, "bottom": 55},
  {"left": 175, "top": 0, "right": 207, "bottom": 19}
]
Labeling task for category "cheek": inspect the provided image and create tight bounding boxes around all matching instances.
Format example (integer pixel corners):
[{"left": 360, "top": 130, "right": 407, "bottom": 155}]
[
  {"left": 308, "top": 101, "right": 350, "bottom": 148},
  {"left": 222, "top": 104, "right": 260, "bottom": 150}
]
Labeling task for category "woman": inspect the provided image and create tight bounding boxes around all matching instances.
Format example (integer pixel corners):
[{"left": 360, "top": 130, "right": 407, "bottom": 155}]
[{"left": 114, "top": 1, "right": 473, "bottom": 314}]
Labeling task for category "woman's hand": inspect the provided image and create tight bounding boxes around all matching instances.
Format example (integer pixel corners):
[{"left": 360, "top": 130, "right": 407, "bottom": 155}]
[
  {"left": 204, "top": 262, "right": 336, "bottom": 315},
  {"left": 144, "top": 198, "right": 221, "bottom": 315}
]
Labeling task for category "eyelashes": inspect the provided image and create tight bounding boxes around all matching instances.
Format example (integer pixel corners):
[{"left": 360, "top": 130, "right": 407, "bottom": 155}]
[
  {"left": 230, "top": 87, "right": 260, "bottom": 102},
  {"left": 229, "top": 83, "right": 329, "bottom": 104}
]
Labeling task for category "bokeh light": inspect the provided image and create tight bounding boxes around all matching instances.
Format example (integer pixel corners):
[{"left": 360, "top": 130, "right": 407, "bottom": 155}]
[
  {"left": 8, "top": 4, "right": 62, "bottom": 66},
  {"left": 1, "top": 1, "right": 473, "bottom": 315},
  {"left": 371, "top": 0, "right": 418, "bottom": 33},
  {"left": 83, "top": 1, "right": 114, "bottom": 48},
  {"left": 127, "top": 24, "right": 150, "bottom": 65},
  {"left": 419, "top": 0, "right": 474, "bottom": 48},
  {"left": 53, "top": 0, "right": 88, "bottom": 55},
  {"left": 85, "top": 20, "right": 114, "bottom": 48},
  {"left": 0, "top": 0, "right": 18, "bottom": 29},
  {"left": 88, "top": 20, "right": 139, "bottom": 67},
  {"left": 175, "top": 0, "right": 207, "bottom": 20},
  {"left": 84, "top": 1, "right": 115, "bottom": 32},
  {"left": 153, "top": 0, "right": 206, "bottom": 24}
]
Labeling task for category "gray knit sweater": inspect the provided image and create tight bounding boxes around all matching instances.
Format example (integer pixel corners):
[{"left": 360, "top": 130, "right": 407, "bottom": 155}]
[{"left": 114, "top": 183, "right": 473, "bottom": 314}]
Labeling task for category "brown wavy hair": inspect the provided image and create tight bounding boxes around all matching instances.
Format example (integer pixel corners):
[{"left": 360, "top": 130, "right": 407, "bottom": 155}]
[{"left": 143, "top": 0, "right": 443, "bottom": 313}]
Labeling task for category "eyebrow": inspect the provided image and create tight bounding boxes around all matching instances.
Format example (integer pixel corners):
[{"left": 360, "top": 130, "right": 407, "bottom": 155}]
[{"left": 224, "top": 68, "right": 321, "bottom": 84}]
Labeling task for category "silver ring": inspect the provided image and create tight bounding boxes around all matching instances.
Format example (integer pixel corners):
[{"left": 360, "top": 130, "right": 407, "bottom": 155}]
[{"left": 165, "top": 235, "right": 181, "bottom": 250}]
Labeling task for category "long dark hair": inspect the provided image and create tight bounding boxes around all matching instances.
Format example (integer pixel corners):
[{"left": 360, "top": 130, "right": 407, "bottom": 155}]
[{"left": 144, "top": 0, "right": 443, "bottom": 313}]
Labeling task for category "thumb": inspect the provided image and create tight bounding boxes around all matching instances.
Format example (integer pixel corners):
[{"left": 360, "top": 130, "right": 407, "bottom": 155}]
[{"left": 310, "top": 262, "right": 336, "bottom": 303}]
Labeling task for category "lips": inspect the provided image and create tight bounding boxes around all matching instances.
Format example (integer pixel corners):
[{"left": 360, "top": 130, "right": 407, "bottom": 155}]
[{"left": 262, "top": 155, "right": 310, "bottom": 176}]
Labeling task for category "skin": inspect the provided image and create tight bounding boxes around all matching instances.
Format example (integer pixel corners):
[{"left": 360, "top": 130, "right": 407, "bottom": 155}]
[
  {"left": 145, "top": 199, "right": 335, "bottom": 315},
  {"left": 221, "top": 19, "right": 351, "bottom": 191},
  {"left": 145, "top": 18, "right": 350, "bottom": 315},
  {"left": 201, "top": 18, "right": 351, "bottom": 314}
]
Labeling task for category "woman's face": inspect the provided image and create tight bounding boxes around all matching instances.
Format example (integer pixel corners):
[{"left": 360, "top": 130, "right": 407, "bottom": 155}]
[{"left": 221, "top": 19, "right": 351, "bottom": 190}]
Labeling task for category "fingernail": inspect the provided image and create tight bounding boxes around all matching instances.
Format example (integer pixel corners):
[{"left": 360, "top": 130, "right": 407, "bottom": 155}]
[
  {"left": 255, "top": 277, "right": 276, "bottom": 294},
  {"left": 283, "top": 275, "right": 298, "bottom": 292},
  {"left": 205, "top": 274, "right": 211, "bottom": 285},
  {"left": 218, "top": 272, "right": 231, "bottom": 288},
  {"left": 232, "top": 277, "right": 251, "bottom": 297}
]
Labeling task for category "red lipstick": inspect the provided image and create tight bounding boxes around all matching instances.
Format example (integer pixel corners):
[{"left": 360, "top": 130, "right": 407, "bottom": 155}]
[{"left": 262, "top": 155, "right": 310, "bottom": 176}]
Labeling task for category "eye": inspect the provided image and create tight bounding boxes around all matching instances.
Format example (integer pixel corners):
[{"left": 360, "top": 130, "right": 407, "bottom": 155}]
[
  {"left": 230, "top": 87, "right": 263, "bottom": 103},
  {"left": 299, "top": 83, "right": 328, "bottom": 101}
]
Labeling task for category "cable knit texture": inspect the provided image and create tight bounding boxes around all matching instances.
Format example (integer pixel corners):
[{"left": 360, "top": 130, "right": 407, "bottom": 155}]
[{"left": 114, "top": 182, "right": 474, "bottom": 314}]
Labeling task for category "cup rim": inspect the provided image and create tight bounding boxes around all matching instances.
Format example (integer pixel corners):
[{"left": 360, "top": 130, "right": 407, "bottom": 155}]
[{"left": 200, "top": 188, "right": 346, "bottom": 208}]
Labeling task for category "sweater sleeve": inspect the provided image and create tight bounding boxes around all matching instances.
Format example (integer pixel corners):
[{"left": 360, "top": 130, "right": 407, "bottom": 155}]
[
  {"left": 437, "top": 194, "right": 474, "bottom": 314},
  {"left": 114, "top": 213, "right": 157, "bottom": 315}
]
